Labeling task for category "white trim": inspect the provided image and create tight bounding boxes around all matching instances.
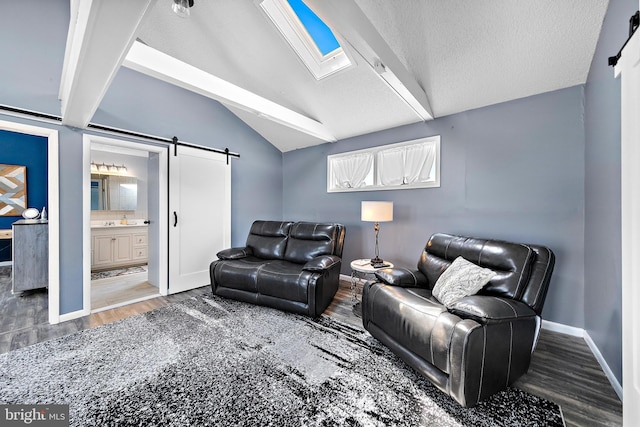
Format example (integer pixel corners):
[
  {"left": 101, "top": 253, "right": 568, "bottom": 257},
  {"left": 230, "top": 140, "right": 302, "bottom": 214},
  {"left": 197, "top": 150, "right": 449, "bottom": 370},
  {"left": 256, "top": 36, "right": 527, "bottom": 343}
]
[
  {"left": 0, "top": 119, "right": 60, "bottom": 324},
  {"left": 584, "top": 330, "right": 623, "bottom": 400},
  {"left": 82, "top": 134, "right": 169, "bottom": 314},
  {"left": 259, "top": 0, "right": 352, "bottom": 80},
  {"left": 327, "top": 135, "right": 440, "bottom": 192},
  {"left": 58, "top": 308, "right": 91, "bottom": 323},
  {"left": 540, "top": 319, "right": 584, "bottom": 337},
  {"left": 0, "top": 261, "right": 12, "bottom": 267}
]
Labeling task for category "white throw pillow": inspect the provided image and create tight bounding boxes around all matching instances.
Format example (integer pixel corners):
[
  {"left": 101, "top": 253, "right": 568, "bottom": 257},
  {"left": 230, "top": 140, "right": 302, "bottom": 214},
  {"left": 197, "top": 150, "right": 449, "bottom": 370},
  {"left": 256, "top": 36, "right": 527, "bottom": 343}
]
[{"left": 432, "top": 256, "right": 496, "bottom": 307}]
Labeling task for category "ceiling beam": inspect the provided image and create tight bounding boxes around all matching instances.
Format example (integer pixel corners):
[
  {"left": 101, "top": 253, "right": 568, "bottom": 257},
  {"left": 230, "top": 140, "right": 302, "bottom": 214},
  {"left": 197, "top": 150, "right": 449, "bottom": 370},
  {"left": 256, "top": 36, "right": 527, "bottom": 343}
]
[
  {"left": 305, "top": 0, "right": 433, "bottom": 121},
  {"left": 123, "top": 41, "right": 337, "bottom": 142},
  {"left": 59, "top": 0, "right": 157, "bottom": 128}
]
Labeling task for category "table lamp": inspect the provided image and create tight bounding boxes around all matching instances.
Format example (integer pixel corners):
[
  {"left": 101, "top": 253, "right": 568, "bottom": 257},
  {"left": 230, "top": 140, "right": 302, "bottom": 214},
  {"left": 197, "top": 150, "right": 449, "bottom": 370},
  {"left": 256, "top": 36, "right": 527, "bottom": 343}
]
[{"left": 361, "top": 201, "right": 393, "bottom": 264}]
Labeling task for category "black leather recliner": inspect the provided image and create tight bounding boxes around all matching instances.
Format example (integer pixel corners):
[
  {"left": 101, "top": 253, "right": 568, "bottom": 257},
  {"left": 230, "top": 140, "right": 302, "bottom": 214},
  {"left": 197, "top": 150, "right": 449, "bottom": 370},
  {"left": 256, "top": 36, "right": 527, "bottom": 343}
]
[
  {"left": 210, "top": 220, "right": 346, "bottom": 318},
  {"left": 362, "top": 233, "right": 555, "bottom": 407}
]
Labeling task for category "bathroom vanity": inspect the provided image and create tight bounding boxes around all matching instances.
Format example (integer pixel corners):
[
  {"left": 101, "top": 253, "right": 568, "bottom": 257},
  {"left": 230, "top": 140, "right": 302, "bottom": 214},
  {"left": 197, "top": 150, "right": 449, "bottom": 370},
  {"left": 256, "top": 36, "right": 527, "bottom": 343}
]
[{"left": 91, "top": 223, "right": 148, "bottom": 271}]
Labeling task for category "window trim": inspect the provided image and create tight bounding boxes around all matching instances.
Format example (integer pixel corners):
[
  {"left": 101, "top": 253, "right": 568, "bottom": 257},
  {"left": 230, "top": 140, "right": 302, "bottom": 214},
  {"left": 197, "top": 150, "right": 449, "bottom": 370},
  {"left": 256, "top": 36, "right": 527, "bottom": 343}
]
[
  {"left": 327, "top": 136, "right": 441, "bottom": 193},
  {"left": 260, "top": 0, "right": 352, "bottom": 80}
]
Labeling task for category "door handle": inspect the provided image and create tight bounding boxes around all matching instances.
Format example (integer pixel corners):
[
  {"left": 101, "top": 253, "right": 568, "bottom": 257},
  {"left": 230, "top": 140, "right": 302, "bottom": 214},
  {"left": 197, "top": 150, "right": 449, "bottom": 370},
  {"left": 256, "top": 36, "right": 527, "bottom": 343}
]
[
  {"left": 173, "top": 212, "right": 178, "bottom": 227},
  {"left": 144, "top": 220, "right": 150, "bottom": 225}
]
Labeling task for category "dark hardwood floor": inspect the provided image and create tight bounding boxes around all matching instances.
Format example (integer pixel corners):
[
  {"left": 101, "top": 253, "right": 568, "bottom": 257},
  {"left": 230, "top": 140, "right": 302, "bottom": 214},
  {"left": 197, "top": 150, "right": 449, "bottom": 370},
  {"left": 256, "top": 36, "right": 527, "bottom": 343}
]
[{"left": 0, "top": 267, "right": 623, "bottom": 426}]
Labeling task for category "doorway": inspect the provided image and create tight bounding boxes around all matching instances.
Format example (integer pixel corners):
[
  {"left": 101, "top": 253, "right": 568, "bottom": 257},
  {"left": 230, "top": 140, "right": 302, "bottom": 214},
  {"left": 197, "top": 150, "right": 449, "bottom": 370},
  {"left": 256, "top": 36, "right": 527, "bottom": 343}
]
[
  {"left": 0, "top": 119, "right": 59, "bottom": 323},
  {"left": 82, "top": 135, "right": 168, "bottom": 313}
]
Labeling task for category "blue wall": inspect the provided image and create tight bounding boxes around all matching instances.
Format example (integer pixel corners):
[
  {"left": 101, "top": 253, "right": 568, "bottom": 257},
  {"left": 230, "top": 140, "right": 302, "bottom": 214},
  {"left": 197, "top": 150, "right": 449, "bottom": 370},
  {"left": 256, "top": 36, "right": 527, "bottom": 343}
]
[
  {"left": 583, "top": 0, "right": 635, "bottom": 385},
  {"left": 284, "top": 86, "right": 586, "bottom": 328},
  {"left": 0, "top": 130, "right": 48, "bottom": 261},
  {"left": 0, "top": 130, "right": 48, "bottom": 225},
  {"left": 0, "top": 0, "right": 283, "bottom": 314}
]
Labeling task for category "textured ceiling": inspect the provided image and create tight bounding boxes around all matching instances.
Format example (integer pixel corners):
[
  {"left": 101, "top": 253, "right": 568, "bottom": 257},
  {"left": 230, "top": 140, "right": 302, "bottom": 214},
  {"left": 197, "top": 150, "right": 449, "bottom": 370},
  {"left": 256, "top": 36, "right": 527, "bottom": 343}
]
[{"left": 135, "top": 0, "right": 609, "bottom": 151}]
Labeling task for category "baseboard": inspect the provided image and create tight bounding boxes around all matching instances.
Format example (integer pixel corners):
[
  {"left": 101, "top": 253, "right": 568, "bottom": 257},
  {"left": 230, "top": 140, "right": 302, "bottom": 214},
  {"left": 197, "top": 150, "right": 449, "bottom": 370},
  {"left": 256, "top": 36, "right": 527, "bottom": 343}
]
[
  {"left": 539, "top": 319, "right": 622, "bottom": 402},
  {"left": 584, "top": 331, "right": 623, "bottom": 401},
  {"left": 541, "top": 319, "right": 584, "bottom": 337}
]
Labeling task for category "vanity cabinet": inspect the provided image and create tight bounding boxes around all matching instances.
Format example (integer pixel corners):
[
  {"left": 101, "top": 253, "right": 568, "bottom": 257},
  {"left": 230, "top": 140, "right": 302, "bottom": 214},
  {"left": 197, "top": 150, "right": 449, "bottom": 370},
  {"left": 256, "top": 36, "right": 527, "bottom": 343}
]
[
  {"left": 91, "top": 226, "right": 147, "bottom": 271},
  {"left": 12, "top": 220, "right": 48, "bottom": 292}
]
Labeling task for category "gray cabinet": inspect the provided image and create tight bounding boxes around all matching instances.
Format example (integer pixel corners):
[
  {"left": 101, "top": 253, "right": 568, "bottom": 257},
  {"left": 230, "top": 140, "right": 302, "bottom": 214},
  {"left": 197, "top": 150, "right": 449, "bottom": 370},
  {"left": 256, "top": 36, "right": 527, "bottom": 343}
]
[{"left": 12, "top": 220, "right": 48, "bottom": 292}]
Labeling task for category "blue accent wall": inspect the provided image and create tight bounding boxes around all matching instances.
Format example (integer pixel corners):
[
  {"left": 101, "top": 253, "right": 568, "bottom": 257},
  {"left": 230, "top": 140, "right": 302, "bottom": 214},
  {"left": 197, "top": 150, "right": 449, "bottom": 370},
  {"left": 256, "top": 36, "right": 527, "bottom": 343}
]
[
  {"left": 583, "top": 0, "right": 635, "bottom": 386},
  {"left": 0, "top": 130, "right": 48, "bottom": 261},
  {"left": 283, "top": 86, "right": 586, "bottom": 328}
]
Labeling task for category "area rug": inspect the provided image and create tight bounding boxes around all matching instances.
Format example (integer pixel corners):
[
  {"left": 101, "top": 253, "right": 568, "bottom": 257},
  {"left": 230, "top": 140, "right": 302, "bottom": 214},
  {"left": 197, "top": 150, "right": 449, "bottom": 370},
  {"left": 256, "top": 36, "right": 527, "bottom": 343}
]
[
  {"left": 0, "top": 296, "right": 564, "bottom": 426},
  {"left": 91, "top": 265, "right": 147, "bottom": 281}
]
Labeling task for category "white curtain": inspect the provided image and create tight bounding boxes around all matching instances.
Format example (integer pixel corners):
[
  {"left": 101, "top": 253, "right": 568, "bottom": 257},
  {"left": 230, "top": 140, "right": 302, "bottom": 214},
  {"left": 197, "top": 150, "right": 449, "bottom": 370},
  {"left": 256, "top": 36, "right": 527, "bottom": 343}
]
[
  {"left": 331, "top": 152, "right": 373, "bottom": 188},
  {"left": 378, "top": 143, "right": 436, "bottom": 185},
  {"left": 377, "top": 147, "right": 404, "bottom": 185}
]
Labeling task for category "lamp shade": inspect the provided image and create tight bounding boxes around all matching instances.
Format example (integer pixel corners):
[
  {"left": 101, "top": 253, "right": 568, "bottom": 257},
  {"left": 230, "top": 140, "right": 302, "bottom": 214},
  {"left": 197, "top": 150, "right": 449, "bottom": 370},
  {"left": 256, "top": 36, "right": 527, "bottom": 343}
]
[{"left": 361, "top": 201, "right": 393, "bottom": 222}]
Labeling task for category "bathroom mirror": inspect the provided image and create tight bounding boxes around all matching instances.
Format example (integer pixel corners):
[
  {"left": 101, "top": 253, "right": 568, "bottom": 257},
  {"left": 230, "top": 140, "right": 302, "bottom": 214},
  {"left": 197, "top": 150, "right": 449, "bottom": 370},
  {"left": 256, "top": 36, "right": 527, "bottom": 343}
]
[{"left": 91, "top": 174, "right": 137, "bottom": 211}]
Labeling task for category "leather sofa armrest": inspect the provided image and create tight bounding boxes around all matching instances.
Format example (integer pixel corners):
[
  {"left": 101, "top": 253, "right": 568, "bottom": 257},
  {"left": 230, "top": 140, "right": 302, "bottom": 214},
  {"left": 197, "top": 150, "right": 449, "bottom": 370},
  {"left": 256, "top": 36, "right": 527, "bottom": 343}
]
[
  {"left": 374, "top": 268, "right": 428, "bottom": 288},
  {"left": 303, "top": 255, "right": 341, "bottom": 272},
  {"left": 216, "top": 247, "right": 252, "bottom": 260},
  {"left": 447, "top": 295, "right": 536, "bottom": 325}
]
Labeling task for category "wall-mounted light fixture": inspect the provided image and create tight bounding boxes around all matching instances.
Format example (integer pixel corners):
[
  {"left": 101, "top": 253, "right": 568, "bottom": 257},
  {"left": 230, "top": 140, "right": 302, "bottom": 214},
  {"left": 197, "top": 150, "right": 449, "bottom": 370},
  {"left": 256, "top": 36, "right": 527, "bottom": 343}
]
[{"left": 91, "top": 162, "right": 130, "bottom": 176}]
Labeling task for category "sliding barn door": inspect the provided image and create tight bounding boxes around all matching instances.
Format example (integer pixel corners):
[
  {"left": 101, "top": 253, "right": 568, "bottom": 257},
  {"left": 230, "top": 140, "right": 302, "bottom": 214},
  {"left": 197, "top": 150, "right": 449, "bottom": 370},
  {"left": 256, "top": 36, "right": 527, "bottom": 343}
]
[
  {"left": 169, "top": 145, "right": 231, "bottom": 294},
  {"left": 617, "top": 29, "right": 640, "bottom": 426}
]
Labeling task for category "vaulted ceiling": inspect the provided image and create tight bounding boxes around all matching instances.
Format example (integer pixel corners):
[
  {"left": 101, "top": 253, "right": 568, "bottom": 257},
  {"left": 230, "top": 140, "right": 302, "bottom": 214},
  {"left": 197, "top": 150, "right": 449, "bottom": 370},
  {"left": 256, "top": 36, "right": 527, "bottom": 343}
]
[{"left": 60, "top": 0, "right": 609, "bottom": 152}]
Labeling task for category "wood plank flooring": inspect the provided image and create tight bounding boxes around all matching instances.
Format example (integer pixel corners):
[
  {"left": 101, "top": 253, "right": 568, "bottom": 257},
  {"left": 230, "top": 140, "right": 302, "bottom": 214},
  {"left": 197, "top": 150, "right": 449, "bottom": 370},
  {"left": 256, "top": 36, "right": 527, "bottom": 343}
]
[
  {"left": 91, "top": 273, "right": 159, "bottom": 311},
  {"left": 0, "top": 268, "right": 623, "bottom": 426}
]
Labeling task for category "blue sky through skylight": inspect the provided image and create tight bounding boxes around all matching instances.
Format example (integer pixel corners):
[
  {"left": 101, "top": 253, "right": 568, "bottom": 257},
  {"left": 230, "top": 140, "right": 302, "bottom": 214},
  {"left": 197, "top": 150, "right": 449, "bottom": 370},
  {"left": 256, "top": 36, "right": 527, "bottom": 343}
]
[{"left": 287, "top": 0, "right": 340, "bottom": 55}]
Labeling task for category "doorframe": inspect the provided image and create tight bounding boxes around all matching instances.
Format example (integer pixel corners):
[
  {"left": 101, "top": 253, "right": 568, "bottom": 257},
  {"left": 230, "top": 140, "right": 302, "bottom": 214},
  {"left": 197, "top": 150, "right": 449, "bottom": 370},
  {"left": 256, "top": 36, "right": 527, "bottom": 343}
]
[
  {"left": 0, "top": 119, "right": 60, "bottom": 324},
  {"left": 82, "top": 134, "right": 169, "bottom": 314}
]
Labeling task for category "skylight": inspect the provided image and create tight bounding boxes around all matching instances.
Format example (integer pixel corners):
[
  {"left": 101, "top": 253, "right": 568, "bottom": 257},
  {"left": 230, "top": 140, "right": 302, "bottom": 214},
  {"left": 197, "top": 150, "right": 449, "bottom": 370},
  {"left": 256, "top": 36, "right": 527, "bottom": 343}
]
[
  {"left": 261, "top": 0, "right": 352, "bottom": 80},
  {"left": 286, "top": 0, "right": 340, "bottom": 56}
]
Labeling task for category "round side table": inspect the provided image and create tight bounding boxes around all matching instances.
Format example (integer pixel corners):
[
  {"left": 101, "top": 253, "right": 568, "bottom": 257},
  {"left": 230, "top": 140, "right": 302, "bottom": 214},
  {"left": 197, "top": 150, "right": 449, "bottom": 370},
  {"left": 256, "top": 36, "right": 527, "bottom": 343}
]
[{"left": 350, "top": 259, "right": 394, "bottom": 318}]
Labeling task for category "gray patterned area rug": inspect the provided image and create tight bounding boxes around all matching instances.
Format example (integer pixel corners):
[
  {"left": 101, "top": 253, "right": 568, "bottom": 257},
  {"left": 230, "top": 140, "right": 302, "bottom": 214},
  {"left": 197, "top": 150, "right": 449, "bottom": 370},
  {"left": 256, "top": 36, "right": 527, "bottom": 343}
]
[{"left": 0, "top": 296, "right": 564, "bottom": 426}]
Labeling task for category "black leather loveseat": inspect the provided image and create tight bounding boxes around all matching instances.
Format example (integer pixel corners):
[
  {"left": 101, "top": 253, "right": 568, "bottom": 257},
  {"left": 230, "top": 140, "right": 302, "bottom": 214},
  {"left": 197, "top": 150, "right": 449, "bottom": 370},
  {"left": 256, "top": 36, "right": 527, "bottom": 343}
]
[
  {"left": 210, "top": 220, "right": 346, "bottom": 318},
  {"left": 362, "top": 233, "right": 555, "bottom": 407}
]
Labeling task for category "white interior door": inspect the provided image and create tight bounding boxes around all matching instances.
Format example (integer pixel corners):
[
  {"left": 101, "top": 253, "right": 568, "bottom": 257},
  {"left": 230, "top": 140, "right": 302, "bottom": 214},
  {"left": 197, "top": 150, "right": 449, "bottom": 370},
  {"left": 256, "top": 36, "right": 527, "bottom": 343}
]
[
  {"left": 169, "top": 145, "right": 231, "bottom": 294},
  {"left": 616, "top": 29, "right": 640, "bottom": 427}
]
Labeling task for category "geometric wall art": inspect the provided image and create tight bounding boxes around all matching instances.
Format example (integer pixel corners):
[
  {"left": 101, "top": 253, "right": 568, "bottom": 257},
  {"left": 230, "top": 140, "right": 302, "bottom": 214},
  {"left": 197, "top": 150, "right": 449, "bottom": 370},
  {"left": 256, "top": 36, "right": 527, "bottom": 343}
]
[{"left": 0, "top": 164, "right": 27, "bottom": 216}]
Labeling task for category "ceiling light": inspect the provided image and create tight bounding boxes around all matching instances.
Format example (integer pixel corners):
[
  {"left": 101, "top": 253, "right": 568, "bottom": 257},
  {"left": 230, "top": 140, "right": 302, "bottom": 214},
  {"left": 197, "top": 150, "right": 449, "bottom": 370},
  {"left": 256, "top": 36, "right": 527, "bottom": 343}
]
[{"left": 172, "top": 0, "right": 194, "bottom": 18}]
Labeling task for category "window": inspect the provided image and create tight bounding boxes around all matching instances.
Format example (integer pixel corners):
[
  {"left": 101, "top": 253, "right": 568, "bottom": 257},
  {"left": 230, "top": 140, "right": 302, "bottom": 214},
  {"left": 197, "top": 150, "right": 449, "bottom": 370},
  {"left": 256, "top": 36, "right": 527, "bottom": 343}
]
[
  {"left": 327, "top": 136, "right": 440, "bottom": 192},
  {"left": 260, "top": 0, "right": 352, "bottom": 80}
]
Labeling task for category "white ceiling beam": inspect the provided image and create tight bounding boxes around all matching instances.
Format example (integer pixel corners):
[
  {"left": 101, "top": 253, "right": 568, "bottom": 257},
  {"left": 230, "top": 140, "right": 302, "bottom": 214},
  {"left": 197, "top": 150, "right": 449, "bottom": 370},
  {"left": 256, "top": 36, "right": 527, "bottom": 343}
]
[
  {"left": 59, "top": 0, "right": 157, "bottom": 128},
  {"left": 123, "top": 41, "right": 337, "bottom": 142},
  {"left": 305, "top": 0, "right": 434, "bottom": 121}
]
